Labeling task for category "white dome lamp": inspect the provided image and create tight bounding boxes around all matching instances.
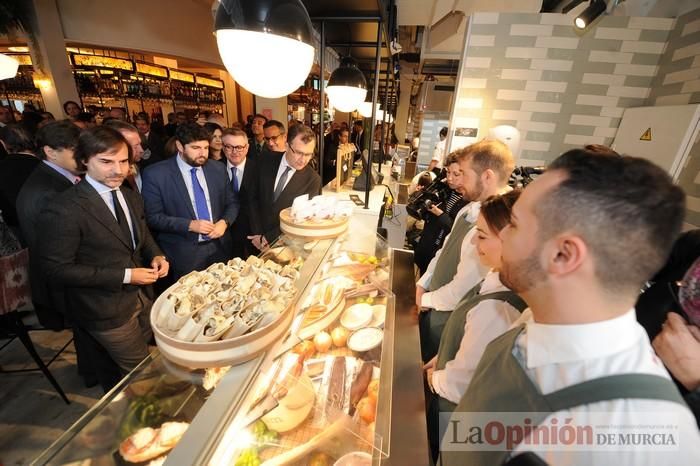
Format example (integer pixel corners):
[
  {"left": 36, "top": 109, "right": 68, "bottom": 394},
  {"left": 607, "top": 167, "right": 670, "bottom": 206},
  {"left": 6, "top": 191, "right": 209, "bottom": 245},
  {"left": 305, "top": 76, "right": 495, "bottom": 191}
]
[
  {"left": 489, "top": 125, "right": 522, "bottom": 161},
  {"left": 214, "top": 0, "right": 315, "bottom": 98},
  {"left": 326, "top": 57, "right": 367, "bottom": 112},
  {"left": 357, "top": 101, "right": 380, "bottom": 118},
  {"left": 0, "top": 54, "right": 19, "bottom": 80}
]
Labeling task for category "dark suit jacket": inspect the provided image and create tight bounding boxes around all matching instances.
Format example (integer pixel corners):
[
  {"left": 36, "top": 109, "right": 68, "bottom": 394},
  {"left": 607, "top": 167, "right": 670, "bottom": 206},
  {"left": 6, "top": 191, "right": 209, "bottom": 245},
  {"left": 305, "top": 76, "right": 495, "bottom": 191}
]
[
  {"left": 141, "top": 156, "right": 239, "bottom": 278},
  {"left": 0, "top": 153, "right": 41, "bottom": 232},
  {"left": 248, "top": 138, "right": 266, "bottom": 159},
  {"left": 37, "top": 181, "right": 163, "bottom": 331},
  {"left": 16, "top": 163, "right": 74, "bottom": 327},
  {"left": 249, "top": 152, "right": 321, "bottom": 243},
  {"left": 227, "top": 156, "right": 258, "bottom": 258}
]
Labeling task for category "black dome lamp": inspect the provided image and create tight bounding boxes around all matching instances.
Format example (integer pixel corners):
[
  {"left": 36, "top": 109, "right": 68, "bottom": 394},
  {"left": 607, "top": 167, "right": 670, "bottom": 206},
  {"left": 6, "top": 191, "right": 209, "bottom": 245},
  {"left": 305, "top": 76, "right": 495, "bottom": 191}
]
[
  {"left": 327, "top": 57, "right": 368, "bottom": 112},
  {"left": 214, "top": 0, "right": 315, "bottom": 98}
]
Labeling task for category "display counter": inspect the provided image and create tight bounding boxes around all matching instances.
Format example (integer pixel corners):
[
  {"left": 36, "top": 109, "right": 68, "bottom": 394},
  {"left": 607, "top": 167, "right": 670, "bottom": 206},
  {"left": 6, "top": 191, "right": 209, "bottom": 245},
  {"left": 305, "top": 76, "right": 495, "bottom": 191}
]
[{"left": 34, "top": 219, "right": 427, "bottom": 466}]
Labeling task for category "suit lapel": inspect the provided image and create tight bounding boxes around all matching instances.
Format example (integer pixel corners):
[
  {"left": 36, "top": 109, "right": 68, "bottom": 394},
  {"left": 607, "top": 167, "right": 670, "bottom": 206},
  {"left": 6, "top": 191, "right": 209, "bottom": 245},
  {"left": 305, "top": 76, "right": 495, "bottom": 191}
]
[
  {"left": 40, "top": 163, "right": 74, "bottom": 188},
  {"left": 202, "top": 162, "right": 219, "bottom": 219},
  {"left": 170, "top": 157, "right": 196, "bottom": 219},
  {"left": 75, "top": 181, "right": 132, "bottom": 249}
]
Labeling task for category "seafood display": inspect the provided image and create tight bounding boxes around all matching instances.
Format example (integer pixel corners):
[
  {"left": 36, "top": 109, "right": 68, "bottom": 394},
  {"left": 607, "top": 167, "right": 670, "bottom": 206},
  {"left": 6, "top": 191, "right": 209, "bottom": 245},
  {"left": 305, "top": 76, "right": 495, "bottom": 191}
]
[{"left": 154, "top": 256, "right": 299, "bottom": 343}]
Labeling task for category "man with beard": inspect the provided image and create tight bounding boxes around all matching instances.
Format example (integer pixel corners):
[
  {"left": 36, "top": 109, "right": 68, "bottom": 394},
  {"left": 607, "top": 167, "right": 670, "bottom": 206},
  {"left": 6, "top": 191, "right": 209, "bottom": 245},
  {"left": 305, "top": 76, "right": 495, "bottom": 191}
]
[
  {"left": 142, "top": 123, "right": 239, "bottom": 280},
  {"left": 38, "top": 126, "right": 168, "bottom": 388},
  {"left": 441, "top": 149, "right": 700, "bottom": 465},
  {"left": 416, "top": 140, "right": 514, "bottom": 362}
]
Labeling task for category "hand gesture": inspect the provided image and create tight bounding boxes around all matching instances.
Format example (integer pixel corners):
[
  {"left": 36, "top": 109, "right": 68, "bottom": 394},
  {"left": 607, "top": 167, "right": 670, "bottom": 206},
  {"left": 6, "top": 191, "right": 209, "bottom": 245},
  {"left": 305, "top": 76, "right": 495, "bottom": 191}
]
[{"left": 652, "top": 312, "right": 700, "bottom": 391}]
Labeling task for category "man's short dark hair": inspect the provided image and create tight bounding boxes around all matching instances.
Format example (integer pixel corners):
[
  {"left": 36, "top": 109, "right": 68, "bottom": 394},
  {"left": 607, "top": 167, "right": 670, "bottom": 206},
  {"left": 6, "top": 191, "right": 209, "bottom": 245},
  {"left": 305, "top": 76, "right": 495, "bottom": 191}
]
[
  {"left": 353, "top": 120, "right": 363, "bottom": 127},
  {"left": 263, "top": 120, "right": 286, "bottom": 133},
  {"left": 203, "top": 122, "right": 222, "bottom": 137},
  {"left": 222, "top": 128, "right": 247, "bottom": 139},
  {"left": 75, "top": 112, "right": 95, "bottom": 123},
  {"left": 175, "top": 123, "right": 210, "bottom": 146},
  {"left": 253, "top": 113, "right": 268, "bottom": 123},
  {"left": 62, "top": 100, "right": 81, "bottom": 113},
  {"left": 287, "top": 124, "right": 315, "bottom": 145},
  {"left": 75, "top": 126, "right": 132, "bottom": 167},
  {"left": 103, "top": 119, "right": 139, "bottom": 136},
  {"left": 439, "top": 127, "right": 448, "bottom": 138},
  {"left": 35, "top": 120, "right": 81, "bottom": 160},
  {"left": 0, "top": 124, "right": 36, "bottom": 153},
  {"left": 537, "top": 148, "right": 686, "bottom": 294}
]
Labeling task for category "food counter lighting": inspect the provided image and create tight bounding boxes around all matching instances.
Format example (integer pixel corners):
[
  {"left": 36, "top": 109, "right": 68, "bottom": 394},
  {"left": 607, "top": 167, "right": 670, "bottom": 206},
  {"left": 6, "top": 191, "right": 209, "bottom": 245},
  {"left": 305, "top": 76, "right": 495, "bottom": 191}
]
[
  {"left": 327, "top": 57, "right": 367, "bottom": 113},
  {"left": 214, "top": 0, "right": 314, "bottom": 98}
]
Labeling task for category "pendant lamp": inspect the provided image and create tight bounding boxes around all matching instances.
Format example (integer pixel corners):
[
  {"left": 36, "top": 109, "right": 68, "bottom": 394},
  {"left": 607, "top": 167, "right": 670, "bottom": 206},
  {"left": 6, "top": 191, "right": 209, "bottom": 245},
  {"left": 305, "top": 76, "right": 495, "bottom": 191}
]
[
  {"left": 358, "top": 101, "right": 381, "bottom": 118},
  {"left": 0, "top": 54, "right": 19, "bottom": 80},
  {"left": 327, "top": 57, "right": 367, "bottom": 112},
  {"left": 214, "top": 0, "right": 314, "bottom": 98}
]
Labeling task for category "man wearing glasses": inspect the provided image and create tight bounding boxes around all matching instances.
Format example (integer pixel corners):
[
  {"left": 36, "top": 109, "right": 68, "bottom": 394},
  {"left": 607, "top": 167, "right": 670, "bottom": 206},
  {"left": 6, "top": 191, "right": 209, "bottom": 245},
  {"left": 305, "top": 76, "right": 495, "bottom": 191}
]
[
  {"left": 263, "top": 120, "right": 287, "bottom": 153},
  {"left": 222, "top": 128, "right": 257, "bottom": 259},
  {"left": 248, "top": 124, "right": 321, "bottom": 250}
]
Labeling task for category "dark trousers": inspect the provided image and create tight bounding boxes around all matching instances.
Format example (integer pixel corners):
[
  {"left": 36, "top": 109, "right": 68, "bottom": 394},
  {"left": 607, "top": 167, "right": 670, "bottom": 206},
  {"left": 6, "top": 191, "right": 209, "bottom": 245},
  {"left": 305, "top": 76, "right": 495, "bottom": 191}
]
[{"left": 426, "top": 389, "right": 457, "bottom": 463}]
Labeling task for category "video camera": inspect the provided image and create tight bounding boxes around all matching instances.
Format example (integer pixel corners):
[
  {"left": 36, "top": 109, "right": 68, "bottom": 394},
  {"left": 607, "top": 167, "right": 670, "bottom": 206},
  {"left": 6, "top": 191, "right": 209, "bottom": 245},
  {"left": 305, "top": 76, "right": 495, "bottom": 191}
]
[
  {"left": 509, "top": 166, "right": 545, "bottom": 188},
  {"left": 406, "top": 169, "right": 454, "bottom": 220}
]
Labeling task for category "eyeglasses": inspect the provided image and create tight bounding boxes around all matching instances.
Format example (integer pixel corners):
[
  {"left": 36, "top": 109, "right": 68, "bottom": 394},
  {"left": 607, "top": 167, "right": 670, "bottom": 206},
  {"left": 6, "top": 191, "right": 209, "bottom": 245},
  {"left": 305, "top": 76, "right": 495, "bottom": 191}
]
[
  {"left": 289, "top": 145, "right": 314, "bottom": 159},
  {"left": 264, "top": 134, "right": 283, "bottom": 143},
  {"left": 223, "top": 144, "right": 248, "bottom": 152}
]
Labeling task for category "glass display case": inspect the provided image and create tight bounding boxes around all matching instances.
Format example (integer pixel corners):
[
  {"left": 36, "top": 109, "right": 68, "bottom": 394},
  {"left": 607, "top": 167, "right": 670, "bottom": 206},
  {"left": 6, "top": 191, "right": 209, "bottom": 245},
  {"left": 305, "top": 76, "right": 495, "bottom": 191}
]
[{"left": 34, "top": 226, "right": 428, "bottom": 466}]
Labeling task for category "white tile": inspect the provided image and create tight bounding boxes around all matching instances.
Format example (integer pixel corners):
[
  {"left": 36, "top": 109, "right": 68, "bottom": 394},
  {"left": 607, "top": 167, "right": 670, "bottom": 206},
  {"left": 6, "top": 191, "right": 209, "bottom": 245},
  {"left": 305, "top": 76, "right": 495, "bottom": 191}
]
[
  {"left": 606, "top": 86, "right": 650, "bottom": 99},
  {"left": 497, "top": 89, "right": 538, "bottom": 101},
  {"left": 686, "top": 194, "right": 700, "bottom": 213},
  {"left": 473, "top": 12, "right": 499, "bottom": 24},
  {"left": 620, "top": 41, "right": 666, "bottom": 54},
  {"left": 594, "top": 127, "right": 619, "bottom": 138},
  {"left": 501, "top": 69, "right": 543, "bottom": 80},
  {"left": 663, "top": 68, "right": 700, "bottom": 85},
  {"left": 576, "top": 94, "right": 619, "bottom": 107},
  {"left": 534, "top": 36, "right": 579, "bottom": 49},
  {"left": 454, "top": 117, "right": 481, "bottom": 128},
  {"left": 506, "top": 47, "right": 547, "bottom": 59},
  {"left": 589, "top": 50, "right": 633, "bottom": 64},
  {"left": 521, "top": 101, "right": 562, "bottom": 113},
  {"left": 492, "top": 110, "right": 532, "bottom": 121},
  {"left": 595, "top": 27, "right": 641, "bottom": 41},
  {"left": 461, "top": 78, "right": 488, "bottom": 89},
  {"left": 465, "top": 56, "right": 492, "bottom": 68},
  {"left": 525, "top": 81, "right": 568, "bottom": 93},
  {"left": 457, "top": 98, "right": 484, "bottom": 109},
  {"left": 530, "top": 59, "right": 573, "bottom": 71},
  {"left": 654, "top": 94, "right": 691, "bottom": 106},
  {"left": 470, "top": 35, "right": 495, "bottom": 47},
  {"left": 540, "top": 13, "right": 573, "bottom": 25},
  {"left": 628, "top": 17, "right": 675, "bottom": 30},
  {"left": 672, "top": 42, "right": 700, "bottom": 61},
  {"left": 582, "top": 73, "right": 626, "bottom": 86},
  {"left": 613, "top": 64, "right": 658, "bottom": 76},
  {"left": 564, "top": 134, "right": 606, "bottom": 145},
  {"left": 682, "top": 18, "right": 700, "bottom": 37},
  {"left": 510, "top": 24, "right": 553, "bottom": 36},
  {"left": 522, "top": 140, "right": 551, "bottom": 151},
  {"left": 518, "top": 121, "right": 556, "bottom": 133},
  {"left": 570, "top": 114, "right": 612, "bottom": 127},
  {"left": 681, "top": 79, "right": 700, "bottom": 94},
  {"left": 600, "top": 107, "right": 625, "bottom": 118}
]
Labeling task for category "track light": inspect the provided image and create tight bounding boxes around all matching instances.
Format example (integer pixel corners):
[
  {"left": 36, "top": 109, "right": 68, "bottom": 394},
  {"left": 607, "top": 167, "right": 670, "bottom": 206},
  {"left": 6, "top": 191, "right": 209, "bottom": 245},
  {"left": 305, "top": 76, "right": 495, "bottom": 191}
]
[{"left": 574, "top": 0, "right": 607, "bottom": 29}]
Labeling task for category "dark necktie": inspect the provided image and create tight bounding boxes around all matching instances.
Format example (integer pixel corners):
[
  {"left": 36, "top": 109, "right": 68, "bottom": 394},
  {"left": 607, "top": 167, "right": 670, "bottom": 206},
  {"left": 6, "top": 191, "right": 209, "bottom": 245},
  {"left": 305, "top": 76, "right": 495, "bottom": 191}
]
[
  {"left": 191, "top": 167, "right": 211, "bottom": 240},
  {"left": 231, "top": 166, "right": 239, "bottom": 193},
  {"left": 111, "top": 189, "right": 135, "bottom": 249},
  {"left": 274, "top": 166, "right": 292, "bottom": 202}
]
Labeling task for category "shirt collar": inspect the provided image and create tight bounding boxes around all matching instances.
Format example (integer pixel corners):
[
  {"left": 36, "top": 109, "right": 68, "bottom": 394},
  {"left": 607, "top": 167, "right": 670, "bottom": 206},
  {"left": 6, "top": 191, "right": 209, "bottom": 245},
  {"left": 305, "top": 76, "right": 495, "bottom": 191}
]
[
  {"left": 176, "top": 153, "right": 201, "bottom": 175},
  {"left": 523, "top": 309, "right": 645, "bottom": 369},
  {"left": 280, "top": 153, "right": 296, "bottom": 174},
  {"left": 43, "top": 160, "right": 79, "bottom": 183},
  {"left": 479, "top": 270, "right": 509, "bottom": 294},
  {"left": 85, "top": 173, "right": 115, "bottom": 195},
  {"left": 463, "top": 201, "right": 481, "bottom": 223},
  {"left": 227, "top": 157, "right": 246, "bottom": 172}
]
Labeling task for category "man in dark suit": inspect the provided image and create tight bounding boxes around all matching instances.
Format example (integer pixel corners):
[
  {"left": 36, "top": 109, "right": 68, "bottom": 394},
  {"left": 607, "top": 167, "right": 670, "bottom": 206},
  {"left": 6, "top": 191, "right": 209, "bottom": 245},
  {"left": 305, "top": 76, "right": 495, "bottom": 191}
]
[
  {"left": 248, "top": 124, "right": 321, "bottom": 249},
  {"left": 142, "top": 123, "right": 239, "bottom": 280},
  {"left": 104, "top": 119, "right": 145, "bottom": 192},
  {"left": 222, "top": 128, "right": 257, "bottom": 259},
  {"left": 38, "top": 126, "right": 169, "bottom": 387},
  {"left": 16, "top": 121, "right": 81, "bottom": 330},
  {"left": 248, "top": 113, "right": 268, "bottom": 159}
]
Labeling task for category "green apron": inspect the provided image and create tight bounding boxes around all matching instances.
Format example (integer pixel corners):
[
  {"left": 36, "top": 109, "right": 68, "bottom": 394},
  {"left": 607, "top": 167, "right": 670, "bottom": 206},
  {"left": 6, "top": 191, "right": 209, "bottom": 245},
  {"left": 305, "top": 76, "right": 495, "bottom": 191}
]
[
  {"left": 420, "top": 212, "right": 476, "bottom": 361},
  {"left": 439, "top": 325, "right": 687, "bottom": 466}
]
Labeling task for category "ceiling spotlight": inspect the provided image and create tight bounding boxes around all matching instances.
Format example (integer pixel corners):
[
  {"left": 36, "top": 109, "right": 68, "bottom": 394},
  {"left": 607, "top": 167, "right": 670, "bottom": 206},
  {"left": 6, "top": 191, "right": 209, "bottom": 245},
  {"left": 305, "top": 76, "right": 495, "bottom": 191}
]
[
  {"left": 214, "top": 0, "right": 314, "bottom": 98},
  {"left": 327, "top": 57, "right": 367, "bottom": 113},
  {"left": 574, "top": 0, "right": 607, "bottom": 29}
]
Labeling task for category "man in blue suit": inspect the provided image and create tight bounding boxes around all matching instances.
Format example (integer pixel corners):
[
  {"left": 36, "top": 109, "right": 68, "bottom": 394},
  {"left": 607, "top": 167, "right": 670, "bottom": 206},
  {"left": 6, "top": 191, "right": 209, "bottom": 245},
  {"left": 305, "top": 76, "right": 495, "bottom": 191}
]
[{"left": 142, "top": 123, "right": 239, "bottom": 280}]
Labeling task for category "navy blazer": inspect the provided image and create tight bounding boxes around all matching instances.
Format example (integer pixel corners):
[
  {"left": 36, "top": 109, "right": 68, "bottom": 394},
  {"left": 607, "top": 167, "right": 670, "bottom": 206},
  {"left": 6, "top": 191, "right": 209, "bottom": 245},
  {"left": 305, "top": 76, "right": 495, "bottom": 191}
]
[{"left": 141, "top": 156, "right": 239, "bottom": 277}]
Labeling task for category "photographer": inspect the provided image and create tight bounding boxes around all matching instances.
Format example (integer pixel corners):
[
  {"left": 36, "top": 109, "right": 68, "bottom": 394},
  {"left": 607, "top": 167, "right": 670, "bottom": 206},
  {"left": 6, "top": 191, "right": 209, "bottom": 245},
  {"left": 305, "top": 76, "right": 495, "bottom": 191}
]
[{"left": 413, "top": 154, "right": 466, "bottom": 275}]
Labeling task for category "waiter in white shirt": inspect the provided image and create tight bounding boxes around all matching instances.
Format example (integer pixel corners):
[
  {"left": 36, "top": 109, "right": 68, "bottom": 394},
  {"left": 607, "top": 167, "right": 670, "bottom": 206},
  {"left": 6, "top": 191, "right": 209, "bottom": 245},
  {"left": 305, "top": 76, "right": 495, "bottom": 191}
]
[
  {"left": 428, "top": 127, "right": 448, "bottom": 172},
  {"left": 416, "top": 139, "right": 514, "bottom": 362},
  {"left": 440, "top": 148, "right": 700, "bottom": 465}
]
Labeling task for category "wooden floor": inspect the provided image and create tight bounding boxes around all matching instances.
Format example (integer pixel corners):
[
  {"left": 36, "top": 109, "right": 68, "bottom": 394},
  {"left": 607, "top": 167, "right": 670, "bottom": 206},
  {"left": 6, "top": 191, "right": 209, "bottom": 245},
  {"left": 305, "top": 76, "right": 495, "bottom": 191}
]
[{"left": 0, "top": 322, "right": 103, "bottom": 466}]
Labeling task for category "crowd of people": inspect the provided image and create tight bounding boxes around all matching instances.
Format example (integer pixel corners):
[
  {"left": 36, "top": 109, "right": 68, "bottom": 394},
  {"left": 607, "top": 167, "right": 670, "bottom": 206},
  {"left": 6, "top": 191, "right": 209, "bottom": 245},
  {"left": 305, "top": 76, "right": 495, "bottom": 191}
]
[{"left": 0, "top": 102, "right": 324, "bottom": 390}]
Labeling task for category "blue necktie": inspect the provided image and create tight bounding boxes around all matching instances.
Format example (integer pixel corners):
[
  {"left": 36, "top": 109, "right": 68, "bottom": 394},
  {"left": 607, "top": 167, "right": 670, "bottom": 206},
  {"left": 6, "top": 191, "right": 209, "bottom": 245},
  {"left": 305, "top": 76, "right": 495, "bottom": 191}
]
[
  {"left": 231, "top": 166, "right": 239, "bottom": 193},
  {"left": 190, "top": 168, "right": 211, "bottom": 240}
]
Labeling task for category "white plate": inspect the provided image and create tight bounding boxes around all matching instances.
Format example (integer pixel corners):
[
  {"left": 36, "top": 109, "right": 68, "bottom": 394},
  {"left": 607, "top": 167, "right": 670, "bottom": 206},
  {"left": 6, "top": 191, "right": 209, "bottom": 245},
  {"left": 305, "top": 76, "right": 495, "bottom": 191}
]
[
  {"left": 368, "top": 304, "right": 386, "bottom": 328},
  {"left": 340, "top": 303, "right": 373, "bottom": 331},
  {"left": 347, "top": 327, "right": 384, "bottom": 353}
]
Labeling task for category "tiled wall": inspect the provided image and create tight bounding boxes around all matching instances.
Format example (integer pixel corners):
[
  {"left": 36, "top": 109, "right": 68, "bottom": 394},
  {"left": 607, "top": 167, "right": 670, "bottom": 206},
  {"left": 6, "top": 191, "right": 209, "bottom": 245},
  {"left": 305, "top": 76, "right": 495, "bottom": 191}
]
[
  {"left": 451, "top": 12, "right": 675, "bottom": 165},
  {"left": 417, "top": 114, "right": 449, "bottom": 167}
]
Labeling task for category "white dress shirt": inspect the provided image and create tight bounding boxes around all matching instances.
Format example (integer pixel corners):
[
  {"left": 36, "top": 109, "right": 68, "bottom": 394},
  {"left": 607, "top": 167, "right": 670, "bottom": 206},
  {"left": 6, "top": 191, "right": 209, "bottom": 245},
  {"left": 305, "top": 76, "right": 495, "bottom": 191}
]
[
  {"left": 176, "top": 155, "right": 213, "bottom": 241},
  {"left": 508, "top": 309, "right": 700, "bottom": 465},
  {"left": 417, "top": 201, "right": 488, "bottom": 311},
  {"left": 431, "top": 270, "right": 522, "bottom": 404},
  {"left": 273, "top": 154, "right": 296, "bottom": 194},
  {"left": 85, "top": 174, "right": 135, "bottom": 284},
  {"left": 226, "top": 158, "right": 246, "bottom": 188},
  {"left": 432, "top": 139, "right": 446, "bottom": 169}
]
